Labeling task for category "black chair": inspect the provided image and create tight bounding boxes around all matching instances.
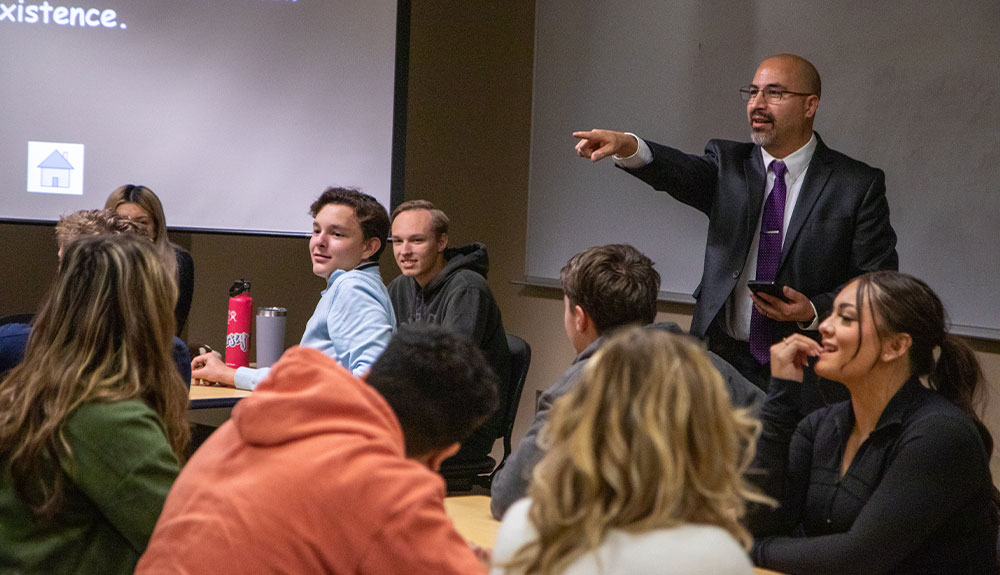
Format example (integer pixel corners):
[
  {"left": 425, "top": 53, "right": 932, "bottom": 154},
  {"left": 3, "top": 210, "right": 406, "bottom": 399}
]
[
  {"left": 0, "top": 313, "right": 34, "bottom": 327},
  {"left": 443, "top": 333, "right": 531, "bottom": 492},
  {"left": 490, "top": 334, "right": 531, "bottom": 480}
]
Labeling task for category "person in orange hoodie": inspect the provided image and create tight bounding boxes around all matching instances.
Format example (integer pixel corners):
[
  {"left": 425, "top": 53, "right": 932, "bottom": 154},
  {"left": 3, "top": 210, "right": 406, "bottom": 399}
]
[{"left": 136, "top": 324, "right": 499, "bottom": 574}]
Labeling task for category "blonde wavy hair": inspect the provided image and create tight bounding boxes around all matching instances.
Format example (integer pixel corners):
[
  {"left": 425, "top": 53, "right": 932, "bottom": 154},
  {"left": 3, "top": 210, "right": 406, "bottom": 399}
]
[
  {"left": 0, "top": 234, "right": 189, "bottom": 518},
  {"left": 505, "top": 327, "right": 771, "bottom": 575}
]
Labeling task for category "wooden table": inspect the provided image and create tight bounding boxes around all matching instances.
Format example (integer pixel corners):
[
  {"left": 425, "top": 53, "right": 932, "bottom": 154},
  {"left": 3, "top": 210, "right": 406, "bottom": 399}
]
[
  {"left": 444, "top": 495, "right": 499, "bottom": 548},
  {"left": 443, "top": 495, "right": 784, "bottom": 574},
  {"left": 189, "top": 384, "right": 252, "bottom": 409}
]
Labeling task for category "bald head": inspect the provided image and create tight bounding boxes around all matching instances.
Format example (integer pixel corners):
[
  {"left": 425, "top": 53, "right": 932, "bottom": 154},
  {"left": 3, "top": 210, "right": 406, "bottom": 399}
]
[
  {"left": 746, "top": 54, "right": 822, "bottom": 158},
  {"left": 762, "top": 54, "right": 821, "bottom": 98}
]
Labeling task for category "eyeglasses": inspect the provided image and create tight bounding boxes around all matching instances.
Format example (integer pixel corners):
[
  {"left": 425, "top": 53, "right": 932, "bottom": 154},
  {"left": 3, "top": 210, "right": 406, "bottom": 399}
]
[{"left": 739, "top": 86, "right": 812, "bottom": 103}]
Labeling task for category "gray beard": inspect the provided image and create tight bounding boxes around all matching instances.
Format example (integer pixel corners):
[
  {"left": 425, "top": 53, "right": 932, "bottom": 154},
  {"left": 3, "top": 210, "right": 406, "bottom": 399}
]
[{"left": 750, "top": 129, "right": 774, "bottom": 147}]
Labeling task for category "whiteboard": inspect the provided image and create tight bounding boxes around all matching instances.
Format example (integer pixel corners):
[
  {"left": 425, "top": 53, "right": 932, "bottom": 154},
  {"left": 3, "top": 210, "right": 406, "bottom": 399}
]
[{"left": 525, "top": 0, "right": 1000, "bottom": 339}]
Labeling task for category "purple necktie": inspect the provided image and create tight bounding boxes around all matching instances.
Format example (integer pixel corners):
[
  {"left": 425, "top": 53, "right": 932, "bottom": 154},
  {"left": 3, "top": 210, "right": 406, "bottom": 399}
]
[{"left": 749, "top": 160, "right": 788, "bottom": 364}]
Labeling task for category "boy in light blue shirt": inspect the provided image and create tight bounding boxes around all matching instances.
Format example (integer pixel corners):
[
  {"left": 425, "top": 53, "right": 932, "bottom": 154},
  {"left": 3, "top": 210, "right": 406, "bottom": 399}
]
[{"left": 192, "top": 187, "right": 395, "bottom": 390}]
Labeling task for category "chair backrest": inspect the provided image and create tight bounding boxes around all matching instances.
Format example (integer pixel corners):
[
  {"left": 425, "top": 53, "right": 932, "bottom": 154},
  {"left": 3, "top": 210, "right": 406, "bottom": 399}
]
[
  {"left": 0, "top": 313, "right": 34, "bottom": 327},
  {"left": 498, "top": 333, "right": 531, "bottom": 466},
  {"left": 442, "top": 333, "right": 531, "bottom": 491}
]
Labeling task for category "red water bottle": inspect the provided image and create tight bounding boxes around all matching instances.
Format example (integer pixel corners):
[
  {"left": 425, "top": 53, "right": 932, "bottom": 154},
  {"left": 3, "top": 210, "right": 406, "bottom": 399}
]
[{"left": 225, "top": 279, "right": 253, "bottom": 369}]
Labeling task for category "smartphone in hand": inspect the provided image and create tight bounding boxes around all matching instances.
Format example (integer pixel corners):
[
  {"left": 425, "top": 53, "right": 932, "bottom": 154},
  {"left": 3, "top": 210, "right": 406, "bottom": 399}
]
[{"left": 748, "top": 280, "right": 790, "bottom": 303}]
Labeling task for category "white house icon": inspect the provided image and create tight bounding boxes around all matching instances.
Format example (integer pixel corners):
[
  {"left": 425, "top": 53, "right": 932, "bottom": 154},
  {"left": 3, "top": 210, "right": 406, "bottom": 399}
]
[{"left": 38, "top": 150, "right": 74, "bottom": 188}]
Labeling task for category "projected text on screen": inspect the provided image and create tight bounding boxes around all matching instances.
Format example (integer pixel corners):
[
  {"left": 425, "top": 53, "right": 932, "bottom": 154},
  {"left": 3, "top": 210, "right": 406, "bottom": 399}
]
[{"left": 0, "top": 1, "right": 125, "bottom": 29}]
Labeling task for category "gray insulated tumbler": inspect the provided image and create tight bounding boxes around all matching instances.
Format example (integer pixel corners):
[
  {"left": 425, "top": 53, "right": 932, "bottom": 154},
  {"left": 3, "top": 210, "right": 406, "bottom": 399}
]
[{"left": 255, "top": 307, "right": 287, "bottom": 368}]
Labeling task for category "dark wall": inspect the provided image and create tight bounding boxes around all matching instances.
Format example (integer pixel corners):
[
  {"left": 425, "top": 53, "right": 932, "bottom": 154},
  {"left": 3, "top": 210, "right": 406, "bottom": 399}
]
[{"left": 0, "top": 223, "right": 59, "bottom": 317}]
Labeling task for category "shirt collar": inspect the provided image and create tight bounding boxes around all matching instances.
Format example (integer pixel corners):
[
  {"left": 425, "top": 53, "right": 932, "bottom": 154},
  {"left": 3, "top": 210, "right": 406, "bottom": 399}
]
[
  {"left": 834, "top": 376, "right": 924, "bottom": 440},
  {"left": 871, "top": 376, "right": 924, "bottom": 433},
  {"left": 760, "top": 132, "right": 818, "bottom": 184},
  {"left": 324, "top": 262, "right": 380, "bottom": 289}
]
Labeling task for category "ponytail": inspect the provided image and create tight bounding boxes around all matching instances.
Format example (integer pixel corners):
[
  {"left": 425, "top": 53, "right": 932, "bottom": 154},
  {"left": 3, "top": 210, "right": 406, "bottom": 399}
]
[
  {"left": 929, "top": 335, "right": 992, "bottom": 456},
  {"left": 929, "top": 334, "right": 999, "bottom": 519}
]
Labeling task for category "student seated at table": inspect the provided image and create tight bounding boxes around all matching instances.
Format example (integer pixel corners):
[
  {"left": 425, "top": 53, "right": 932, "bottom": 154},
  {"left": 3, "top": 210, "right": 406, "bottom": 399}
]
[
  {"left": 748, "top": 271, "right": 998, "bottom": 574},
  {"left": 388, "top": 199, "right": 511, "bottom": 469},
  {"left": 0, "top": 235, "right": 190, "bottom": 574},
  {"left": 191, "top": 187, "right": 396, "bottom": 390},
  {"left": 492, "top": 328, "right": 768, "bottom": 574},
  {"left": 490, "top": 244, "right": 762, "bottom": 518},
  {"left": 105, "top": 184, "right": 194, "bottom": 335},
  {"left": 0, "top": 209, "right": 191, "bottom": 383},
  {"left": 137, "top": 324, "right": 499, "bottom": 574}
]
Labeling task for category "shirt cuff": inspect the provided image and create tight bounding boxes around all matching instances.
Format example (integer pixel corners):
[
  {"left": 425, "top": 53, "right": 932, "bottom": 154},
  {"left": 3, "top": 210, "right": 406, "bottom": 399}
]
[
  {"left": 613, "top": 133, "right": 653, "bottom": 169},
  {"left": 233, "top": 366, "right": 268, "bottom": 391},
  {"left": 797, "top": 301, "right": 820, "bottom": 330}
]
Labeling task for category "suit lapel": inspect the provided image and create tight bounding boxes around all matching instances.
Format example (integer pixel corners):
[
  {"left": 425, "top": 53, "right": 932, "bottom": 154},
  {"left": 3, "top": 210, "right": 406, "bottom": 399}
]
[
  {"left": 744, "top": 148, "right": 766, "bottom": 251},
  {"left": 780, "top": 135, "right": 832, "bottom": 265}
]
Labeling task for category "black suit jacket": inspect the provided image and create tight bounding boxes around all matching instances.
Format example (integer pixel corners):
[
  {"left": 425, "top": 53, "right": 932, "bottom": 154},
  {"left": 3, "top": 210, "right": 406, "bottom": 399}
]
[{"left": 624, "top": 134, "right": 898, "bottom": 342}]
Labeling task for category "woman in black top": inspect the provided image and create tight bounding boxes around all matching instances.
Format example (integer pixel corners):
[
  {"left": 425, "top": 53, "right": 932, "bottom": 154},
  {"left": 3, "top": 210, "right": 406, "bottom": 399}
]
[
  {"left": 749, "top": 271, "right": 998, "bottom": 574},
  {"left": 106, "top": 185, "right": 194, "bottom": 335}
]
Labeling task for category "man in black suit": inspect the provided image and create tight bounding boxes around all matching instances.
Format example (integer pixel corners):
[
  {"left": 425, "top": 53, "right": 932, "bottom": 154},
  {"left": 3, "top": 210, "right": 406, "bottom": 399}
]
[{"left": 573, "top": 54, "right": 898, "bottom": 387}]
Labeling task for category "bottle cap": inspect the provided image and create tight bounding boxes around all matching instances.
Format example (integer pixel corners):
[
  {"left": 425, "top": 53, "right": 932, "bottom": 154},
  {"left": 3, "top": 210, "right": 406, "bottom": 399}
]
[{"left": 229, "top": 279, "right": 251, "bottom": 297}]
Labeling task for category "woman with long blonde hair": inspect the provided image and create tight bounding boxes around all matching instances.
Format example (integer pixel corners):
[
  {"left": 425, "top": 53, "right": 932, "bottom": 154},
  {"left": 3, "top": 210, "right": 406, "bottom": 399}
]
[
  {"left": 492, "top": 327, "right": 769, "bottom": 575},
  {"left": 0, "top": 234, "right": 190, "bottom": 574},
  {"left": 106, "top": 184, "right": 193, "bottom": 334}
]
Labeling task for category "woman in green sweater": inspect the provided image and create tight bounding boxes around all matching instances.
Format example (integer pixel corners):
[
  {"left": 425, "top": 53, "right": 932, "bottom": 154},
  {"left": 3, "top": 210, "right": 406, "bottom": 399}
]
[{"left": 0, "top": 234, "right": 190, "bottom": 574}]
